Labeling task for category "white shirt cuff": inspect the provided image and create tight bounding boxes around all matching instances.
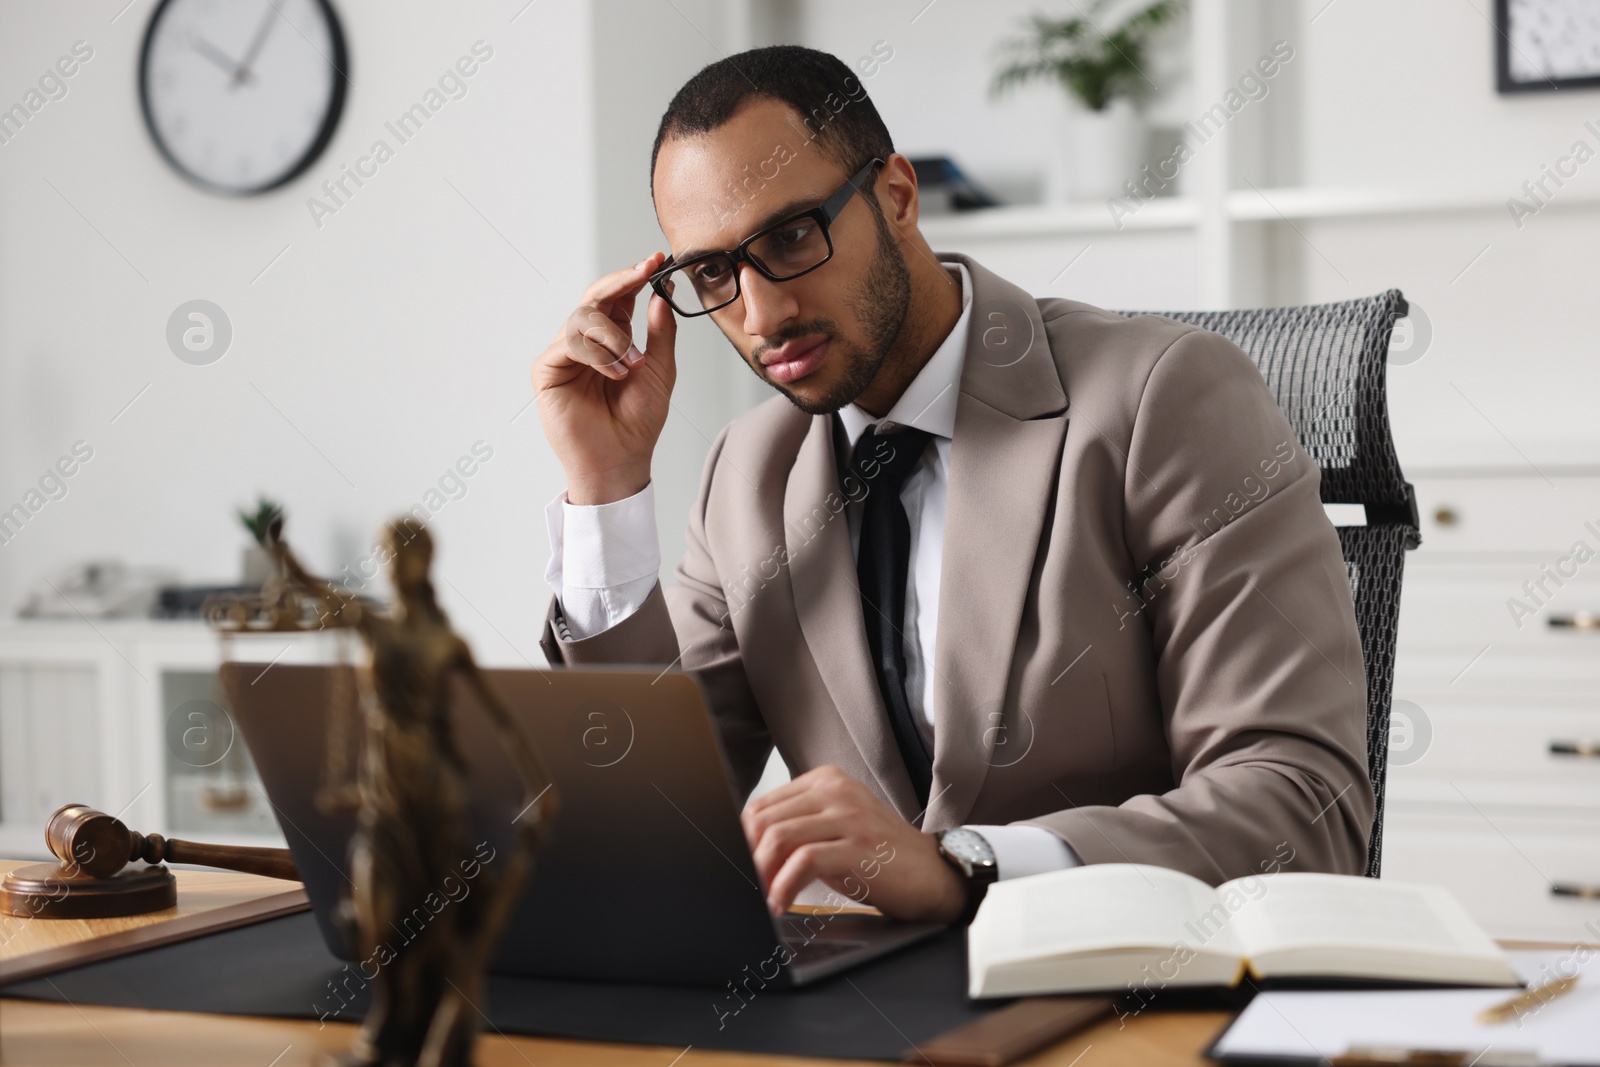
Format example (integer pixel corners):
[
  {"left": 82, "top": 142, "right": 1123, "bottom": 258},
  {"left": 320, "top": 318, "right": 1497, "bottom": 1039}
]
[
  {"left": 543, "top": 483, "right": 661, "bottom": 640},
  {"left": 961, "top": 824, "right": 1081, "bottom": 881}
]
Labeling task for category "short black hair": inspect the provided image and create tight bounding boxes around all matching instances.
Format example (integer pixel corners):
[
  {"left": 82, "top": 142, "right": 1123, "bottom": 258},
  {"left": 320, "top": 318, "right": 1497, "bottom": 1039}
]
[{"left": 649, "top": 45, "right": 895, "bottom": 193}]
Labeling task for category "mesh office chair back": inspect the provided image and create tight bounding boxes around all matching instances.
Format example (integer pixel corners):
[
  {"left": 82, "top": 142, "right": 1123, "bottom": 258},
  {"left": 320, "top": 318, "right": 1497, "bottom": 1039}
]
[{"left": 1116, "top": 290, "right": 1420, "bottom": 877}]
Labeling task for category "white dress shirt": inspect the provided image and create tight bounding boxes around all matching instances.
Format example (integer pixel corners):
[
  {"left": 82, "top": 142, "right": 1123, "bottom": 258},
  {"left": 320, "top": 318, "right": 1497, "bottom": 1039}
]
[{"left": 543, "top": 259, "right": 1078, "bottom": 881}]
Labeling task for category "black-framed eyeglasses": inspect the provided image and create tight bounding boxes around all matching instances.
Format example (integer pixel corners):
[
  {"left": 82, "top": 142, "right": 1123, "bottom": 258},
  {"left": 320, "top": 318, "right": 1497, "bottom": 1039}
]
[{"left": 649, "top": 157, "right": 886, "bottom": 317}]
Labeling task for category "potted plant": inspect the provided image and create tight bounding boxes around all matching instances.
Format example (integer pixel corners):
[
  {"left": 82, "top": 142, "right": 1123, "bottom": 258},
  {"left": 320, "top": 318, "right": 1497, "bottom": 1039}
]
[
  {"left": 992, "top": 0, "right": 1184, "bottom": 202},
  {"left": 238, "top": 497, "right": 282, "bottom": 587}
]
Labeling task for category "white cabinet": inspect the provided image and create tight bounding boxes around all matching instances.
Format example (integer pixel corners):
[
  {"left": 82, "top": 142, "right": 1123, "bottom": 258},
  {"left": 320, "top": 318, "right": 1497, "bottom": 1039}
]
[
  {"left": 0, "top": 621, "right": 344, "bottom": 860},
  {"left": 1384, "top": 473, "right": 1600, "bottom": 941},
  {"left": 0, "top": 654, "right": 110, "bottom": 850}
]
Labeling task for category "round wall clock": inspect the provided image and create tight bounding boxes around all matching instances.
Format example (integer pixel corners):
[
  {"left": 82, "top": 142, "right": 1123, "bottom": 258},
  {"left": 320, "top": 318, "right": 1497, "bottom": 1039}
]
[{"left": 139, "top": 0, "right": 349, "bottom": 195}]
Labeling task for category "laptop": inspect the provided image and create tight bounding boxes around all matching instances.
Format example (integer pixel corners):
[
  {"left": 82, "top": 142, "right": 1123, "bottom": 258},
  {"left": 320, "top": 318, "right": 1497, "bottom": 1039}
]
[{"left": 224, "top": 662, "right": 943, "bottom": 987}]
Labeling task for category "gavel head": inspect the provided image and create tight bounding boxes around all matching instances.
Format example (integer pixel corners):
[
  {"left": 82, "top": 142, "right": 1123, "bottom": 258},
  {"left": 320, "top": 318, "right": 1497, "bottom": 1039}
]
[
  {"left": 45, "top": 803, "right": 138, "bottom": 880},
  {"left": 3, "top": 803, "right": 178, "bottom": 919}
]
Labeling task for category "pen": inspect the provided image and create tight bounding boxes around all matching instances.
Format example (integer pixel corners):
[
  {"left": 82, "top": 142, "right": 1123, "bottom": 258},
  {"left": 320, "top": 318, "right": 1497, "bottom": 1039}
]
[{"left": 1475, "top": 973, "right": 1579, "bottom": 1025}]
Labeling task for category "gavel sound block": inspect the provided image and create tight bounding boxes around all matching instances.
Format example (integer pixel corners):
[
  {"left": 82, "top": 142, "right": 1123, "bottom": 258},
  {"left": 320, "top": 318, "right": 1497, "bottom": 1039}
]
[{"left": 0, "top": 803, "right": 299, "bottom": 919}]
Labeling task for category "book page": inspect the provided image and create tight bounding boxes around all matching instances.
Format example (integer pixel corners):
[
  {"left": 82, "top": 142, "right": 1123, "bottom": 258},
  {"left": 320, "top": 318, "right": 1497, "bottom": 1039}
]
[
  {"left": 971, "top": 863, "right": 1245, "bottom": 968},
  {"left": 1225, "top": 873, "right": 1509, "bottom": 977}
]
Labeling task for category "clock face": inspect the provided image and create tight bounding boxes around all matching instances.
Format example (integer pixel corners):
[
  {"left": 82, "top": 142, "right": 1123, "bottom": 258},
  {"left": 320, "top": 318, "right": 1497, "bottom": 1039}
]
[{"left": 139, "top": 0, "right": 348, "bottom": 195}]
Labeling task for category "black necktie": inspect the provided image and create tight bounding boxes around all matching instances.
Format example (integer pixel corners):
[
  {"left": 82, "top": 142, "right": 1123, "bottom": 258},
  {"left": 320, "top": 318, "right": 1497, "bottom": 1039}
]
[{"left": 848, "top": 424, "right": 934, "bottom": 810}]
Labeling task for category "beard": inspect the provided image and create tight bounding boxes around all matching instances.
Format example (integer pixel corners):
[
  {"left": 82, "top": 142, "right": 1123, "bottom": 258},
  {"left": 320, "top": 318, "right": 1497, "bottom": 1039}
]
[{"left": 746, "top": 205, "right": 912, "bottom": 416}]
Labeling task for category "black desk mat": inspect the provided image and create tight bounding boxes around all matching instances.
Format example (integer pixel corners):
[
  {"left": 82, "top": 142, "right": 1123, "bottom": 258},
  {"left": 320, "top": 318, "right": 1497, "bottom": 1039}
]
[{"left": 3, "top": 912, "right": 1003, "bottom": 1061}]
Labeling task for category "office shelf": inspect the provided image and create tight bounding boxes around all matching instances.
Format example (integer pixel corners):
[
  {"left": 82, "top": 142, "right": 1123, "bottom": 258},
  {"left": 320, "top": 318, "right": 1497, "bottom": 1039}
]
[
  {"left": 923, "top": 184, "right": 1600, "bottom": 245},
  {"left": 920, "top": 196, "right": 1200, "bottom": 241},
  {"left": 1227, "top": 184, "right": 1600, "bottom": 222}
]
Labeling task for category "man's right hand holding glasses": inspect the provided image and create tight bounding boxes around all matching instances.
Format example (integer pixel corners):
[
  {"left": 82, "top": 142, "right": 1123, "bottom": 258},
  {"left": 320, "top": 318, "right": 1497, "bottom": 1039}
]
[
  {"left": 532, "top": 251, "right": 678, "bottom": 507},
  {"left": 532, "top": 157, "right": 884, "bottom": 507}
]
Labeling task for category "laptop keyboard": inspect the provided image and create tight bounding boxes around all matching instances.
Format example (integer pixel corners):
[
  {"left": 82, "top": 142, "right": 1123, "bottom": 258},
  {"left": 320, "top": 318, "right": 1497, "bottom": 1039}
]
[{"left": 783, "top": 937, "right": 870, "bottom": 966}]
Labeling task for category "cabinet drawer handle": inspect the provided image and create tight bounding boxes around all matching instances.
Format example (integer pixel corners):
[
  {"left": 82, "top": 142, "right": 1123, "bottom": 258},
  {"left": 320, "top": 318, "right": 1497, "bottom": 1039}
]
[
  {"left": 1548, "top": 611, "right": 1600, "bottom": 631},
  {"left": 1550, "top": 740, "right": 1600, "bottom": 758},
  {"left": 1552, "top": 883, "right": 1600, "bottom": 899}
]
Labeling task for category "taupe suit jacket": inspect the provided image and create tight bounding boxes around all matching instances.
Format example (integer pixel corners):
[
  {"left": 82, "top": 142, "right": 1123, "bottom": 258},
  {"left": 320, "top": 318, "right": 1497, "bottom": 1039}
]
[{"left": 540, "top": 252, "right": 1373, "bottom": 884}]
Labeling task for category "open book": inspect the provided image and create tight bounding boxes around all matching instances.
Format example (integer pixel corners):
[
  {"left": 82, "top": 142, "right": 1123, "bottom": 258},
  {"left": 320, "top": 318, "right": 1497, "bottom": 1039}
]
[{"left": 968, "top": 865, "right": 1518, "bottom": 998}]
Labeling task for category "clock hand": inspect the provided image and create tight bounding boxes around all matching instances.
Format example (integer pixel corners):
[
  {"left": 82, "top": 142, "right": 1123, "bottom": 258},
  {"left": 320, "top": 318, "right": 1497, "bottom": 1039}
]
[
  {"left": 192, "top": 37, "right": 248, "bottom": 81},
  {"left": 230, "top": 0, "right": 283, "bottom": 89}
]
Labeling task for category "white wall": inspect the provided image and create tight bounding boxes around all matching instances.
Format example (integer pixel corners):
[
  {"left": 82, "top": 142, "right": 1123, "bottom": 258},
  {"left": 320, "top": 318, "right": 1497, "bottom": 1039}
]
[
  {"left": 589, "top": 0, "right": 765, "bottom": 578},
  {"left": 0, "top": 0, "right": 757, "bottom": 663}
]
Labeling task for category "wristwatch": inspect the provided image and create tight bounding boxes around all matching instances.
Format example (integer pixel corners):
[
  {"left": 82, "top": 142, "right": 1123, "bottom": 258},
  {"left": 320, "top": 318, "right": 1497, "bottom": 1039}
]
[{"left": 934, "top": 828, "right": 999, "bottom": 924}]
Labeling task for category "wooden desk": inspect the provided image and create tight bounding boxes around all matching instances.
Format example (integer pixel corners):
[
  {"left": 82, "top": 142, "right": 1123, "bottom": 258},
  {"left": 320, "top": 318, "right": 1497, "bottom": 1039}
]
[
  {"left": 0, "top": 860, "right": 1225, "bottom": 1067},
  {"left": 0, "top": 859, "right": 306, "bottom": 982}
]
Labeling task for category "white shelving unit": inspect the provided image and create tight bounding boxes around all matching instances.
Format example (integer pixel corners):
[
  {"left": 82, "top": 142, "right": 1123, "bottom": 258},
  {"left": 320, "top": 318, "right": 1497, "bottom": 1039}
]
[
  {"left": 900, "top": 0, "right": 1344, "bottom": 311},
  {"left": 752, "top": 0, "right": 1600, "bottom": 469}
]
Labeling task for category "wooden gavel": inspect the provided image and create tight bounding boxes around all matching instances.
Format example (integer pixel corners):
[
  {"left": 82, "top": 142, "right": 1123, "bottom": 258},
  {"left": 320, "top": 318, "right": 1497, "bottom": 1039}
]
[
  {"left": 44, "top": 803, "right": 299, "bottom": 881},
  {"left": 1, "top": 803, "right": 299, "bottom": 919}
]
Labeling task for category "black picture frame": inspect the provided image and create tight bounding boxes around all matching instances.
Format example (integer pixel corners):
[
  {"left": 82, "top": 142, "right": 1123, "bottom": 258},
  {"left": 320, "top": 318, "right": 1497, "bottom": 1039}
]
[
  {"left": 138, "top": 0, "right": 350, "bottom": 196},
  {"left": 1495, "top": 0, "right": 1600, "bottom": 94}
]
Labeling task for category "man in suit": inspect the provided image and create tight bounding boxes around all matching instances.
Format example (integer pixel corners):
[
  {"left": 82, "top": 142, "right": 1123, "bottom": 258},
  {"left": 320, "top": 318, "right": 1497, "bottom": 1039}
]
[{"left": 532, "top": 46, "right": 1371, "bottom": 924}]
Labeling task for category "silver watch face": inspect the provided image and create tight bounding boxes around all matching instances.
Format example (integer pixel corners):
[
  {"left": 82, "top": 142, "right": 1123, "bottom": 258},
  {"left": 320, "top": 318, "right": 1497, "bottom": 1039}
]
[{"left": 940, "top": 828, "right": 996, "bottom": 870}]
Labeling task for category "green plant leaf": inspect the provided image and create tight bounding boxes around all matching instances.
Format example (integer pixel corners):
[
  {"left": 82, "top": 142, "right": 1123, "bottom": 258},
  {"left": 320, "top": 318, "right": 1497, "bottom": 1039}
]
[
  {"left": 238, "top": 496, "right": 283, "bottom": 547},
  {"left": 989, "top": 0, "right": 1185, "bottom": 111}
]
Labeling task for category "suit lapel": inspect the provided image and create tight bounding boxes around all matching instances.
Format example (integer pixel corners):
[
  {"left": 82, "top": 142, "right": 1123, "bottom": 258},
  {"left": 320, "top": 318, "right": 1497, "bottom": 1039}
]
[
  {"left": 924, "top": 254, "right": 1070, "bottom": 830},
  {"left": 783, "top": 414, "right": 920, "bottom": 817}
]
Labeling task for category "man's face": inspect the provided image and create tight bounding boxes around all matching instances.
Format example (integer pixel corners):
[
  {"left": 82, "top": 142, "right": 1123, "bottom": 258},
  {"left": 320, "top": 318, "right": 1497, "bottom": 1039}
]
[{"left": 652, "top": 99, "right": 911, "bottom": 415}]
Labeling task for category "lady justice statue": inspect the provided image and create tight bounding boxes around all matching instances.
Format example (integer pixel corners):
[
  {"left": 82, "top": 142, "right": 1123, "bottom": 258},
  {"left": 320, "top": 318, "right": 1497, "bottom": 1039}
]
[{"left": 217, "top": 516, "right": 558, "bottom": 1067}]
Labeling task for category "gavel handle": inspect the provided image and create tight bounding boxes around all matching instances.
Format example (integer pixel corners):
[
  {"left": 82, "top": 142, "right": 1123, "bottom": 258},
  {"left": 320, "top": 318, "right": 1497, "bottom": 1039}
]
[{"left": 139, "top": 834, "right": 300, "bottom": 881}]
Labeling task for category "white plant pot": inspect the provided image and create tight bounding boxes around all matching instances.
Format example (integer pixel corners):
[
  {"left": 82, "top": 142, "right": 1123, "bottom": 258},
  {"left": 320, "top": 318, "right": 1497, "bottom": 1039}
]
[
  {"left": 1047, "top": 97, "right": 1146, "bottom": 203},
  {"left": 242, "top": 546, "right": 275, "bottom": 586}
]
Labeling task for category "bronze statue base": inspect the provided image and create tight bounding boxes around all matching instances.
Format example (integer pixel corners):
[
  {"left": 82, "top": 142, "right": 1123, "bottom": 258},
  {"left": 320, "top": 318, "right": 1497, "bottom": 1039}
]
[{"left": 1, "top": 862, "right": 177, "bottom": 919}]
